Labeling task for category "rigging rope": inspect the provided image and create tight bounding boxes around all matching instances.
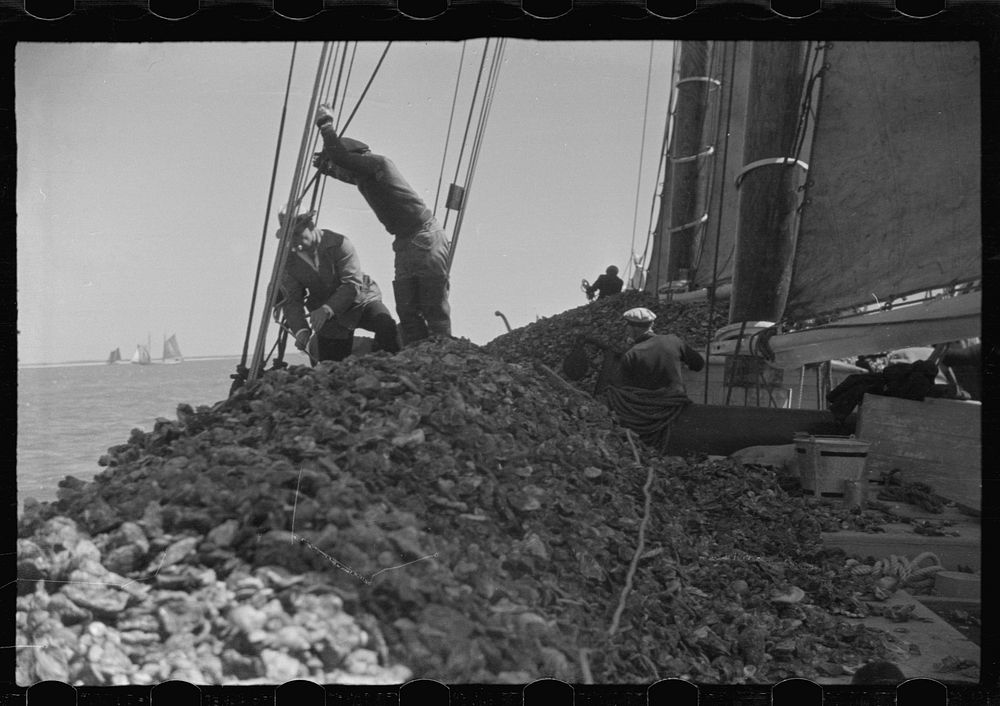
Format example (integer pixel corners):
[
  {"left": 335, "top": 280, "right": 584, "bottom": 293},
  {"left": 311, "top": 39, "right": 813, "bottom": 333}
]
[
  {"left": 446, "top": 38, "right": 506, "bottom": 272},
  {"left": 336, "top": 44, "right": 358, "bottom": 128},
  {"left": 645, "top": 42, "right": 681, "bottom": 294},
  {"left": 434, "top": 42, "right": 468, "bottom": 217},
  {"left": 232, "top": 43, "right": 299, "bottom": 394},
  {"left": 624, "top": 42, "right": 656, "bottom": 289},
  {"left": 443, "top": 39, "right": 491, "bottom": 233},
  {"left": 293, "top": 41, "right": 392, "bottom": 211},
  {"left": 340, "top": 42, "right": 392, "bottom": 137},
  {"left": 247, "top": 41, "right": 333, "bottom": 385}
]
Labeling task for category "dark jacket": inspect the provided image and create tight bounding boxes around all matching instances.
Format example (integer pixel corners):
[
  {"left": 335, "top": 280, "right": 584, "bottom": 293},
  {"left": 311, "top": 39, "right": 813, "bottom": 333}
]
[
  {"left": 588, "top": 273, "right": 623, "bottom": 299},
  {"left": 620, "top": 331, "right": 705, "bottom": 395},
  {"left": 280, "top": 230, "right": 382, "bottom": 339},
  {"left": 317, "top": 128, "right": 433, "bottom": 238}
]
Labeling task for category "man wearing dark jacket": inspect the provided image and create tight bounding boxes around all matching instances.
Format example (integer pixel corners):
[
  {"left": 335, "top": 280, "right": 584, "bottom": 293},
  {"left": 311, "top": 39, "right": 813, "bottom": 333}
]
[
  {"left": 586, "top": 265, "right": 624, "bottom": 301},
  {"left": 277, "top": 209, "right": 400, "bottom": 363},
  {"left": 311, "top": 104, "right": 451, "bottom": 346},
  {"left": 619, "top": 307, "right": 704, "bottom": 396}
]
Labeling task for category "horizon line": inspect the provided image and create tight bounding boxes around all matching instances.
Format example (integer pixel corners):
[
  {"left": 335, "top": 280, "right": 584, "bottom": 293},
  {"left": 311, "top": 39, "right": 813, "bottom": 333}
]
[{"left": 17, "top": 354, "right": 248, "bottom": 369}]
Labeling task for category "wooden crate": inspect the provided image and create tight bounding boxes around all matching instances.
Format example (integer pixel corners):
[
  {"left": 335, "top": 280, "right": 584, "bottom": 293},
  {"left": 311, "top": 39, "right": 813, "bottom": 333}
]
[{"left": 856, "top": 394, "right": 981, "bottom": 511}]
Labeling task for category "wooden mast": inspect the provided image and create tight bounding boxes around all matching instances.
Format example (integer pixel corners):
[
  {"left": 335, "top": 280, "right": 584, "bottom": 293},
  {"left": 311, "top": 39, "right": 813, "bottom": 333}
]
[
  {"left": 729, "top": 41, "right": 811, "bottom": 324},
  {"left": 664, "top": 40, "right": 714, "bottom": 286}
]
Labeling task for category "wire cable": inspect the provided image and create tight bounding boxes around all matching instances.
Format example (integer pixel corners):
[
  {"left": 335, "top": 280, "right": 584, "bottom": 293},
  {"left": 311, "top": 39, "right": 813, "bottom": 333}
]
[
  {"left": 443, "top": 38, "right": 491, "bottom": 232},
  {"left": 447, "top": 38, "right": 506, "bottom": 271},
  {"left": 233, "top": 43, "right": 299, "bottom": 390},
  {"left": 434, "top": 42, "right": 468, "bottom": 217},
  {"left": 625, "top": 42, "right": 656, "bottom": 288},
  {"left": 340, "top": 41, "right": 392, "bottom": 136},
  {"left": 645, "top": 42, "right": 681, "bottom": 294}
]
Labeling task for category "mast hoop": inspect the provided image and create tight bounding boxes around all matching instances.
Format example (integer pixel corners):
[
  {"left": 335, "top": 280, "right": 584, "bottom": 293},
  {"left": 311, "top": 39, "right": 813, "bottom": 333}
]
[
  {"left": 735, "top": 157, "right": 809, "bottom": 188},
  {"left": 676, "top": 76, "right": 722, "bottom": 88},
  {"left": 667, "top": 213, "right": 709, "bottom": 234},
  {"left": 671, "top": 145, "right": 715, "bottom": 164}
]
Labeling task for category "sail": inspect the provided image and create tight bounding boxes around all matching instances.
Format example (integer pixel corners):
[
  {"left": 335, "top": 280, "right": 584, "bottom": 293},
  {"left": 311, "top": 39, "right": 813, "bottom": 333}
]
[
  {"left": 786, "top": 42, "right": 981, "bottom": 323},
  {"left": 130, "top": 345, "right": 151, "bottom": 365},
  {"left": 107, "top": 348, "right": 121, "bottom": 364},
  {"left": 162, "top": 334, "right": 183, "bottom": 363}
]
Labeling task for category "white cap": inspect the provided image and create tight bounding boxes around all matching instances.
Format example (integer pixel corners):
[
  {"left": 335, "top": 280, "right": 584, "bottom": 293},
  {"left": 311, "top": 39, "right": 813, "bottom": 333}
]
[{"left": 623, "top": 307, "right": 657, "bottom": 324}]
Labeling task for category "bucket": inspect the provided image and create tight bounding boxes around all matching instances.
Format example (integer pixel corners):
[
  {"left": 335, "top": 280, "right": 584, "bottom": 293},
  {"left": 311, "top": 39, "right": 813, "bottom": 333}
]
[{"left": 794, "top": 434, "right": 870, "bottom": 498}]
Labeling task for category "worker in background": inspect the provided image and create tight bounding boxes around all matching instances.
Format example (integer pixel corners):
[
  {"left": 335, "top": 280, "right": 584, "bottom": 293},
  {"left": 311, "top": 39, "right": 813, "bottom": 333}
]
[
  {"left": 277, "top": 209, "right": 400, "bottom": 364},
  {"left": 596, "top": 307, "right": 701, "bottom": 452},
  {"left": 585, "top": 265, "right": 624, "bottom": 301},
  {"left": 619, "top": 307, "right": 704, "bottom": 396},
  {"left": 311, "top": 105, "right": 451, "bottom": 346}
]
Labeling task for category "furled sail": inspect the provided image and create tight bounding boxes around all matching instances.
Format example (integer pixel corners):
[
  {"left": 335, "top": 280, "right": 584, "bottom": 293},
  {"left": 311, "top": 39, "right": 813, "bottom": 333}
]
[{"left": 786, "top": 42, "right": 981, "bottom": 323}]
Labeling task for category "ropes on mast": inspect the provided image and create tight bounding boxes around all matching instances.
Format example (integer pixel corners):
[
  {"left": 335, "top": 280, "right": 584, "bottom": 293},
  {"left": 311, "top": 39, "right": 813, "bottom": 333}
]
[
  {"left": 445, "top": 38, "right": 506, "bottom": 272},
  {"left": 236, "top": 42, "right": 395, "bottom": 389},
  {"left": 231, "top": 43, "right": 299, "bottom": 396},
  {"left": 434, "top": 42, "right": 468, "bottom": 217},
  {"left": 246, "top": 42, "right": 334, "bottom": 385},
  {"left": 644, "top": 42, "right": 681, "bottom": 294},
  {"left": 442, "top": 39, "right": 492, "bottom": 234},
  {"left": 624, "top": 41, "right": 656, "bottom": 290}
]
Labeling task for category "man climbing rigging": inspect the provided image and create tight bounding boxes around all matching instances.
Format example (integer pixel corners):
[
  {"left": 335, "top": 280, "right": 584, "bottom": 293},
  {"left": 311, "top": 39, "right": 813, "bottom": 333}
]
[
  {"left": 584, "top": 265, "right": 624, "bottom": 301},
  {"left": 277, "top": 208, "right": 400, "bottom": 364},
  {"left": 311, "top": 104, "right": 452, "bottom": 346}
]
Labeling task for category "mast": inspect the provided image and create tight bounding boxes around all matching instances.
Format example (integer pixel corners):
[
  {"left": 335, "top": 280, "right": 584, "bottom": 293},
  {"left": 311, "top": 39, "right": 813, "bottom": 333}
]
[
  {"left": 664, "top": 41, "right": 714, "bottom": 287},
  {"left": 729, "top": 41, "right": 812, "bottom": 324}
]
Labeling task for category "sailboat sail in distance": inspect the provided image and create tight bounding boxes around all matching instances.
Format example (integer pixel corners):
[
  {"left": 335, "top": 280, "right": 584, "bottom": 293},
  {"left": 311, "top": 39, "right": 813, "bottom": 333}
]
[
  {"left": 130, "top": 343, "right": 151, "bottom": 365},
  {"left": 162, "top": 334, "right": 183, "bottom": 364},
  {"left": 106, "top": 348, "right": 122, "bottom": 364}
]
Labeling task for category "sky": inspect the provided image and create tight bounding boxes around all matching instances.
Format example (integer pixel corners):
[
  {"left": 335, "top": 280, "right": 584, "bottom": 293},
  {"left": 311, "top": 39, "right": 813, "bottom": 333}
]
[{"left": 16, "top": 41, "right": 674, "bottom": 365}]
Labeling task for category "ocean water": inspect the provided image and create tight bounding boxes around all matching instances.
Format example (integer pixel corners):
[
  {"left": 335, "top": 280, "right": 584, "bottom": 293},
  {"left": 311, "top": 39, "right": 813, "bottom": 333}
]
[{"left": 16, "top": 357, "right": 249, "bottom": 510}]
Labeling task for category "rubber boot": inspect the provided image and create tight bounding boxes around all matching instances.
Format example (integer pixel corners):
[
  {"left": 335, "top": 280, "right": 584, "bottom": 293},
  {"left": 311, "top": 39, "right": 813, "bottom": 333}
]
[
  {"left": 393, "top": 278, "right": 428, "bottom": 346},
  {"left": 371, "top": 313, "right": 401, "bottom": 354},
  {"left": 317, "top": 336, "right": 353, "bottom": 363},
  {"left": 417, "top": 274, "right": 452, "bottom": 338}
]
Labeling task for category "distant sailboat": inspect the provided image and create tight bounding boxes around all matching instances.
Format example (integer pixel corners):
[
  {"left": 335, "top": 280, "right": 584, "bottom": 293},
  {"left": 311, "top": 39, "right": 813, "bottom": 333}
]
[
  {"left": 107, "top": 348, "right": 122, "bottom": 364},
  {"left": 130, "top": 343, "right": 152, "bottom": 365},
  {"left": 162, "top": 333, "right": 183, "bottom": 364}
]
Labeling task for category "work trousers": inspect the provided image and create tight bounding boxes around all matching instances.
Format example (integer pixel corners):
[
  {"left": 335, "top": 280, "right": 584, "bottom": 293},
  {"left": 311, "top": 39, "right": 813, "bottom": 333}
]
[
  {"left": 392, "top": 222, "right": 452, "bottom": 346},
  {"left": 315, "top": 300, "right": 400, "bottom": 363}
]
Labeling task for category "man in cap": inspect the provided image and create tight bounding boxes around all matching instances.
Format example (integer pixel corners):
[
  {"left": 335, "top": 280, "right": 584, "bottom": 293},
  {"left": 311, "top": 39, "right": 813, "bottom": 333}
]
[
  {"left": 311, "top": 105, "right": 451, "bottom": 346},
  {"left": 585, "top": 265, "right": 624, "bottom": 301},
  {"left": 276, "top": 208, "right": 400, "bottom": 363},
  {"left": 619, "top": 307, "right": 704, "bottom": 396}
]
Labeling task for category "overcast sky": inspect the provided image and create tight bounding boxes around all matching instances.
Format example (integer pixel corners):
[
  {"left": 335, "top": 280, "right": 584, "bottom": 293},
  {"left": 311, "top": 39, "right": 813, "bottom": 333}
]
[{"left": 16, "top": 41, "right": 673, "bottom": 365}]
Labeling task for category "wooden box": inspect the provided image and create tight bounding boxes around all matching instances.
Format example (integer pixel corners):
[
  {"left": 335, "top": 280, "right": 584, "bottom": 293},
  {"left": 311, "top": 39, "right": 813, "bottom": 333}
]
[{"left": 856, "top": 394, "right": 981, "bottom": 511}]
